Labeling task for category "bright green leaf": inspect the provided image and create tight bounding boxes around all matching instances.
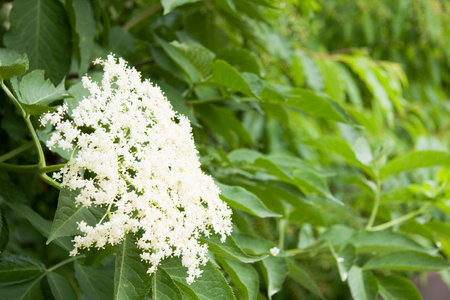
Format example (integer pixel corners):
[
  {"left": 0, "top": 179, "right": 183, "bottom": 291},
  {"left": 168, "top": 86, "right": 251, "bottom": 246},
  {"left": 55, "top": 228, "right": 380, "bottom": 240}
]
[
  {"left": 4, "top": 0, "right": 72, "bottom": 83},
  {"left": 363, "top": 251, "right": 450, "bottom": 271},
  {"left": 217, "top": 183, "right": 281, "bottom": 218},
  {"left": 377, "top": 275, "right": 422, "bottom": 300},
  {"left": 330, "top": 243, "right": 356, "bottom": 282},
  {"left": 347, "top": 266, "right": 378, "bottom": 300},
  {"left": 260, "top": 256, "right": 289, "bottom": 299},
  {"left": 161, "top": 0, "right": 200, "bottom": 14},
  {"left": 380, "top": 150, "right": 450, "bottom": 179},
  {"left": 0, "top": 48, "right": 28, "bottom": 79},
  {"left": 200, "top": 234, "right": 266, "bottom": 263},
  {"left": 219, "top": 258, "right": 259, "bottom": 300},
  {"left": 211, "top": 59, "right": 263, "bottom": 97},
  {"left": 348, "top": 230, "right": 426, "bottom": 253}
]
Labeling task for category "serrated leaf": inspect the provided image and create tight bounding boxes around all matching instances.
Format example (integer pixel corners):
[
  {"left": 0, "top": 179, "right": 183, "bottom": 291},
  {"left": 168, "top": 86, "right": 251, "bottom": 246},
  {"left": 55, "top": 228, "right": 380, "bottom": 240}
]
[
  {"left": 219, "top": 258, "right": 259, "bottom": 300},
  {"left": 363, "top": 251, "right": 450, "bottom": 271},
  {"left": 108, "top": 26, "right": 136, "bottom": 57},
  {"left": 10, "top": 69, "right": 66, "bottom": 107},
  {"left": 161, "top": 0, "right": 200, "bottom": 14},
  {"left": 232, "top": 233, "right": 275, "bottom": 255},
  {"left": 152, "top": 268, "right": 183, "bottom": 300},
  {"left": 260, "top": 256, "right": 289, "bottom": 299},
  {"left": 292, "top": 168, "right": 342, "bottom": 205},
  {"left": 347, "top": 266, "right": 378, "bottom": 300},
  {"left": 200, "top": 234, "right": 266, "bottom": 263},
  {"left": 211, "top": 59, "right": 263, "bottom": 97},
  {"left": 0, "top": 255, "right": 46, "bottom": 284},
  {"left": 47, "top": 272, "right": 78, "bottom": 300},
  {"left": 380, "top": 150, "right": 450, "bottom": 179},
  {"left": 0, "top": 279, "right": 43, "bottom": 300},
  {"left": 114, "top": 234, "right": 152, "bottom": 300},
  {"left": 377, "top": 275, "right": 422, "bottom": 300},
  {"left": 47, "top": 187, "right": 104, "bottom": 243},
  {"left": 287, "top": 259, "right": 323, "bottom": 297},
  {"left": 217, "top": 183, "right": 281, "bottom": 218},
  {"left": 4, "top": 0, "right": 71, "bottom": 84},
  {"left": 0, "top": 48, "right": 28, "bottom": 79},
  {"left": 160, "top": 258, "right": 236, "bottom": 300},
  {"left": 74, "top": 262, "right": 114, "bottom": 300},
  {"left": 70, "top": 0, "right": 96, "bottom": 76}
]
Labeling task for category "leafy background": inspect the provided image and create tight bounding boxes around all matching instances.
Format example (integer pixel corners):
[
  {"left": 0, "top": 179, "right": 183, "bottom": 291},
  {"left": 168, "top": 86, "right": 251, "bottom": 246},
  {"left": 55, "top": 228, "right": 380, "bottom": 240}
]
[{"left": 0, "top": 0, "right": 450, "bottom": 299}]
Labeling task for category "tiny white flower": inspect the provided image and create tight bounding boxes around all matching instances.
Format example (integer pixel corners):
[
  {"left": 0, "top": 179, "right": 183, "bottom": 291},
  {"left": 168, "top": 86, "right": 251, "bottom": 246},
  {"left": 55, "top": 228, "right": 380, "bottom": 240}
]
[
  {"left": 270, "top": 247, "right": 280, "bottom": 256},
  {"left": 41, "top": 55, "right": 232, "bottom": 284}
]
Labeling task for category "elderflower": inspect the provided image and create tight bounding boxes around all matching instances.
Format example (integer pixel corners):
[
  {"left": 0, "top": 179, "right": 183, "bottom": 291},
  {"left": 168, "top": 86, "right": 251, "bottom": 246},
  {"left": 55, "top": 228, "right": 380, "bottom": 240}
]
[{"left": 41, "top": 55, "right": 232, "bottom": 284}]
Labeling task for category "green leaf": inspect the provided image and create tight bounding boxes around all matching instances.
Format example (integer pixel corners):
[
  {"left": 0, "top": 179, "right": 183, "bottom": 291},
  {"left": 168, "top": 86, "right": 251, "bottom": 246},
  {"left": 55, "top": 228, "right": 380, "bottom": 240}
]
[
  {"left": 348, "top": 230, "right": 426, "bottom": 253},
  {"left": 108, "top": 26, "right": 136, "bottom": 57},
  {"left": 260, "top": 256, "right": 289, "bottom": 299},
  {"left": 363, "top": 251, "right": 450, "bottom": 271},
  {"left": 0, "top": 48, "right": 28, "bottom": 79},
  {"left": 70, "top": 0, "right": 96, "bottom": 76},
  {"left": 47, "top": 187, "right": 103, "bottom": 244},
  {"left": 219, "top": 258, "right": 259, "bottom": 300},
  {"left": 292, "top": 168, "right": 342, "bottom": 204},
  {"left": 347, "top": 266, "right": 378, "bottom": 300},
  {"left": 114, "top": 234, "right": 152, "bottom": 300},
  {"left": 200, "top": 234, "right": 266, "bottom": 263},
  {"left": 228, "top": 148, "right": 263, "bottom": 164},
  {"left": 0, "top": 279, "right": 43, "bottom": 300},
  {"left": 4, "top": 0, "right": 72, "bottom": 84},
  {"left": 83, "top": 244, "right": 117, "bottom": 266},
  {"left": 377, "top": 275, "right": 422, "bottom": 300},
  {"left": 152, "top": 268, "right": 184, "bottom": 300},
  {"left": 232, "top": 233, "right": 275, "bottom": 255},
  {"left": 287, "top": 259, "right": 323, "bottom": 297},
  {"left": 74, "top": 262, "right": 114, "bottom": 300},
  {"left": 216, "top": 48, "right": 261, "bottom": 75},
  {"left": 211, "top": 60, "right": 263, "bottom": 97},
  {"left": 217, "top": 183, "right": 281, "bottom": 218},
  {"left": 195, "top": 104, "right": 253, "bottom": 147},
  {"left": 160, "top": 258, "right": 236, "bottom": 300},
  {"left": 47, "top": 272, "right": 78, "bottom": 300},
  {"left": 10, "top": 70, "right": 66, "bottom": 113},
  {"left": 155, "top": 36, "right": 211, "bottom": 83},
  {"left": 161, "top": 0, "right": 200, "bottom": 14},
  {"left": 273, "top": 88, "right": 349, "bottom": 123},
  {"left": 157, "top": 82, "right": 199, "bottom": 126},
  {"left": 0, "top": 255, "right": 46, "bottom": 284},
  {"left": 380, "top": 150, "right": 450, "bottom": 179},
  {"left": 329, "top": 243, "right": 356, "bottom": 282},
  {"left": 0, "top": 171, "right": 72, "bottom": 250}
]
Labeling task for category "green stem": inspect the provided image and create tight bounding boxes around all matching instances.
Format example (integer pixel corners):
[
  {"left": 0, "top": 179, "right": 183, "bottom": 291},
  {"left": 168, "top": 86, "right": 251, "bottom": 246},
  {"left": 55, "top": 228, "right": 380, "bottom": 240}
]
[
  {"left": 40, "top": 164, "right": 67, "bottom": 173},
  {"left": 123, "top": 2, "right": 162, "bottom": 31},
  {"left": 36, "top": 255, "right": 85, "bottom": 283},
  {"left": 1, "top": 80, "right": 26, "bottom": 117},
  {"left": 0, "top": 162, "right": 38, "bottom": 173},
  {"left": 366, "top": 178, "right": 381, "bottom": 230},
  {"left": 38, "top": 173, "right": 61, "bottom": 189},
  {"left": 0, "top": 142, "right": 34, "bottom": 163},
  {"left": 369, "top": 203, "right": 430, "bottom": 231},
  {"left": 24, "top": 114, "right": 46, "bottom": 168},
  {"left": 278, "top": 218, "right": 287, "bottom": 249}
]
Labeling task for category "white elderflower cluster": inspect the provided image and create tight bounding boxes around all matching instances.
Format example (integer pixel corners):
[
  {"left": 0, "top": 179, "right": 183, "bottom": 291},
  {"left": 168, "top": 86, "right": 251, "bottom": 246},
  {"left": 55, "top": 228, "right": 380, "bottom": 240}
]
[{"left": 40, "top": 55, "right": 232, "bottom": 284}]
